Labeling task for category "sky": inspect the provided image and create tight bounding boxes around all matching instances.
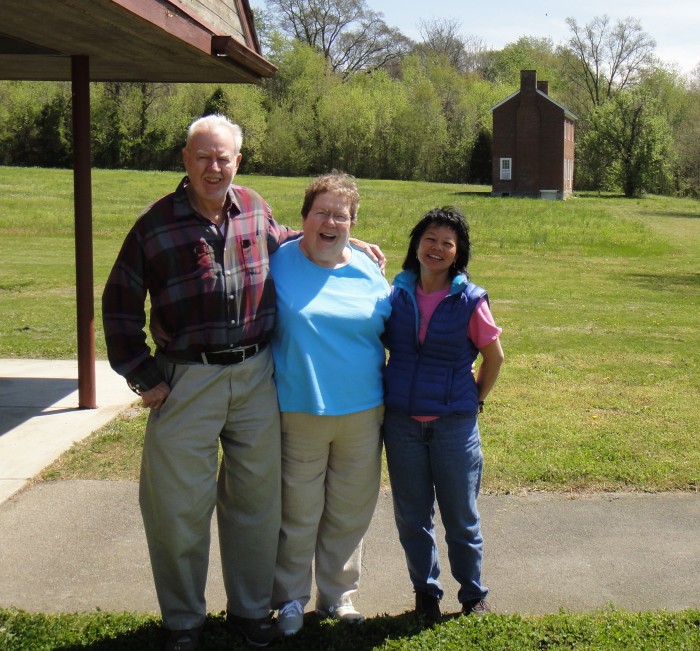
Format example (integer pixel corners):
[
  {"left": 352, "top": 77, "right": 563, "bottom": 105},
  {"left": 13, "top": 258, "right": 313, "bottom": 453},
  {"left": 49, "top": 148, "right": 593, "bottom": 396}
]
[{"left": 251, "top": 0, "right": 700, "bottom": 76}]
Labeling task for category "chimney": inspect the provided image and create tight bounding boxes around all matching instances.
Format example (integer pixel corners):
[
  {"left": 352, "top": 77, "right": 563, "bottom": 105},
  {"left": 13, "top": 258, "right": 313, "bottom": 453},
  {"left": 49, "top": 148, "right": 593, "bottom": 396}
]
[
  {"left": 520, "top": 70, "right": 537, "bottom": 96},
  {"left": 537, "top": 80, "right": 549, "bottom": 95}
]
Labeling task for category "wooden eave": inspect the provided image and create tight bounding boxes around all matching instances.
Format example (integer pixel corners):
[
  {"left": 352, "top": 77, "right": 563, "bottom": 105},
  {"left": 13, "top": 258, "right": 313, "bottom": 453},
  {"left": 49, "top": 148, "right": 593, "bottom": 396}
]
[{"left": 0, "top": 0, "right": 276, "bottom": 83}]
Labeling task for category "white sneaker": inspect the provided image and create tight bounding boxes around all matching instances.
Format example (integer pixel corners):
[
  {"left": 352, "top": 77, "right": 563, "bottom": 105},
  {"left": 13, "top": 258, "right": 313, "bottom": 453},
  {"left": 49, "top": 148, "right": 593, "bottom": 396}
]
[
  {"left": 315, "top": 603, "right": 365, "bottom": 623},
  {"left": 277, "top": 600, "right": 304, "bottom": 636}
]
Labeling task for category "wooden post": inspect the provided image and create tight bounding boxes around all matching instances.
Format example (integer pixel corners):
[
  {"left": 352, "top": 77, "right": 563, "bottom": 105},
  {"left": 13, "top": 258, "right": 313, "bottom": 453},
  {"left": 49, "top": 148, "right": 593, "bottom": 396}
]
[{"left": 71, "top": 55, "right": 96, "bottom": 409}]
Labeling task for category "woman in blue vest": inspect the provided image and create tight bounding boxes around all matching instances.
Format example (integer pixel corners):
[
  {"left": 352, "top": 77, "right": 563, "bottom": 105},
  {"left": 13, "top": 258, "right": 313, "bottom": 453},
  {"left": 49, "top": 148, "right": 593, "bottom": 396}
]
[{"left": 383, "top": 206, "right": 504, "bottom": 622}]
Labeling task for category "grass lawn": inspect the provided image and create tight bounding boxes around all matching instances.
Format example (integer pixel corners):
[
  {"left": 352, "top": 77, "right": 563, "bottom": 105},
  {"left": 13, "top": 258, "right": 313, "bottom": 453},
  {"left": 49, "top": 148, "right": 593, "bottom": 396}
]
[
  {"left": 2, "top": 607, "right": 700, "bottom": 650},
  {"left": 1, "top": 167, "right": 699, "bottom": 649}
]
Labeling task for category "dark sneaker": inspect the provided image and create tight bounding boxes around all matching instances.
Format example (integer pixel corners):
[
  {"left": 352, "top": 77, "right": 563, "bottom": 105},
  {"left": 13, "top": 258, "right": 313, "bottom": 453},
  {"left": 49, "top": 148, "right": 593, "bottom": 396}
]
[
  {"left": 415, "top": 590, "right": 441, "bottom": 623},
  {"left": 165, "top": 625, "right": 202, "bottom": 651},
  {"left": 462, "top": 598, "right": 492, "bottom": 616},
  {"left": 227, "top": 612, "right": 281, "bottom": 647}
]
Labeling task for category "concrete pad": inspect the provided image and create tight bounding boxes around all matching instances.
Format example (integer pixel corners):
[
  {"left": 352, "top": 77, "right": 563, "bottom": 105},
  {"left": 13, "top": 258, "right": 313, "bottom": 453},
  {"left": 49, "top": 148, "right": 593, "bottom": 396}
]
[
  {"left": 1, "top": 482, "right": 698, "bottom": 617},
  {"left": 0, "top": 359, "right": 137, "bottom": 503}
]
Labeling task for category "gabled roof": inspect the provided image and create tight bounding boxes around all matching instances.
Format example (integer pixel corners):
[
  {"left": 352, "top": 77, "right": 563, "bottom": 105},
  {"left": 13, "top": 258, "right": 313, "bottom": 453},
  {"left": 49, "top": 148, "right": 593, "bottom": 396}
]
[
  {"left": 490, "top": 89, "right": 577, "bottom": 121},
  {"left": 0, "top": 0, "right": 275, "bottom": 83}
]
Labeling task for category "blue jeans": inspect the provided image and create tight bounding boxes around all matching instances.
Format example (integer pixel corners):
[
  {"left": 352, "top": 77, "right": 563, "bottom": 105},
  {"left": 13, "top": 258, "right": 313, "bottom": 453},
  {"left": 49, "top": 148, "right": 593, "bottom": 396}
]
[{"left": 383, "top": 409, "right": 488, "bottom": 604}]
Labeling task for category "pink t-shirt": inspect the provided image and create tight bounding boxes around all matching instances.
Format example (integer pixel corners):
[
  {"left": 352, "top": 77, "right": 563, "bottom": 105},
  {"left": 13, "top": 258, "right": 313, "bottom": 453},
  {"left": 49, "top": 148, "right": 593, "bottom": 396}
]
[
  {"left": 413, "top": 286, "right": 502, "bottom": 422},
  {"left": 416, "top": 286, "right": 501, "bottom": 347}
]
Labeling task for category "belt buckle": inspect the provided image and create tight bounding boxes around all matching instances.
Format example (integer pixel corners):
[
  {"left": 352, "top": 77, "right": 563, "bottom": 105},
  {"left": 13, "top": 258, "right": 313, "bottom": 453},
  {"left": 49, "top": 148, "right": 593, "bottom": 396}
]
[
  {"left": 228, "top": 349, "right": 245, "bottom": 364},
  {"left": 203, "top": 345, "right": 254, "bottom": 365}
]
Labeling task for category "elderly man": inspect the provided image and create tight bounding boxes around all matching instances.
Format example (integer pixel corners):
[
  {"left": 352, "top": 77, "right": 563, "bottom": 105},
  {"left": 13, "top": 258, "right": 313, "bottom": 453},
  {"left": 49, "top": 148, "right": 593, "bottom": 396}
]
[{"left": 103, "top": 115, "right": 383, "bottom": 651}]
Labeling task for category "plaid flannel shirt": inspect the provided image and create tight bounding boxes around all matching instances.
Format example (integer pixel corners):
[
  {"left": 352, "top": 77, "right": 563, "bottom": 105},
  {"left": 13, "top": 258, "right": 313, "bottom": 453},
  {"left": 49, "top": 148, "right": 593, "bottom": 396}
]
[{"left": 102, "top": 177, "right": 299, "bottom": 394}]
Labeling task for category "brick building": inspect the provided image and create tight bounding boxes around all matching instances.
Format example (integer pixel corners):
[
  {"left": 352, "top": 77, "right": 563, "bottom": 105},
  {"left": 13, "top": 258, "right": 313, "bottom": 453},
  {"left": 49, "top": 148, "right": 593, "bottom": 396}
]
[{"left": 490, "top": 70, "right": 576, "bottom": 199}]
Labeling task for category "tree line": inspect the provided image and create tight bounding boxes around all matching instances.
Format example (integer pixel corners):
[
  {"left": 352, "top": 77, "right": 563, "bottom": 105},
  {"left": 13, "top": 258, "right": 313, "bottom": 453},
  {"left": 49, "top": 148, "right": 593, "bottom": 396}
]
[{"left": 0, "top": 5, "right": 698, "bottom": 198}]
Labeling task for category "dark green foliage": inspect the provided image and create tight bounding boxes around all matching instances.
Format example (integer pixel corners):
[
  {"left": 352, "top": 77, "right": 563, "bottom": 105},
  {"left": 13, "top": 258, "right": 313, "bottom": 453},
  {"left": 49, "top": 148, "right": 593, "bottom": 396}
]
[
  {"left": 468, "top": 129, "right": 492, "bottom": 184},
  {"left": 202, "top": 87, "right": 230, "bottom": 117},
  {"left": 0, "top": 88, "right": 72, "bottom": 167}
]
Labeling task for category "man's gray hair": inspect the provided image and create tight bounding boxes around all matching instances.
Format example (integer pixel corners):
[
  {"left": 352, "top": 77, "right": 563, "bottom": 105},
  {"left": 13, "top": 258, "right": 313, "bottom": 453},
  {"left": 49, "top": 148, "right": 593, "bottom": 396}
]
[{"left": 186, "top": 114, "right": 243, "bottom": 153}]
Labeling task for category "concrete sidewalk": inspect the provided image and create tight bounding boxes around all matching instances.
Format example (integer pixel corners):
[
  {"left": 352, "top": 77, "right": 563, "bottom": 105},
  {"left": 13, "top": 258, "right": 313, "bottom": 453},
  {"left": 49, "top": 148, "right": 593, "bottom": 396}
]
[
  {"left": 1, "top": 482, "right": 699, "bottom": 617},
  {"left": 0, "top": 358, "right": 137, "bottom": 504},
  {"left": 1, "top": 359, "right": 699, "bottom": 618}
]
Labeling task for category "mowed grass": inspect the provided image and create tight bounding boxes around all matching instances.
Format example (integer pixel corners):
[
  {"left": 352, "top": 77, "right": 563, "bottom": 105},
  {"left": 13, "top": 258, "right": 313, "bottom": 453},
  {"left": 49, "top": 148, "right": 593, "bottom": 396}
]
[
  {"left": 2, "top": 167, "right": 700, "bottom": 649},
  {"left": 1, "top": 166, "right": 699, "bottom": 494},
  {"left": 2, "top": 607, "right": 700, "bottom": 651}
]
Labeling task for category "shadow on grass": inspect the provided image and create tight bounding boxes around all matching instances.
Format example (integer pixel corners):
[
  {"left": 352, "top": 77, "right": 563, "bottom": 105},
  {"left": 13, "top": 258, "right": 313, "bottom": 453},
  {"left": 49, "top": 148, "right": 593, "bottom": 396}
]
[
  {"left": 452, "top": 190, "right": 492, "bottom": 197},
  {"left": 649, "top": 210, "right": 700, "bottom": 220},
  {"left": 53, "top": 612, "right": 433, "bottom": 651},
  {"left": 625, "top": 271, "right": 700, "bottom": 291}
]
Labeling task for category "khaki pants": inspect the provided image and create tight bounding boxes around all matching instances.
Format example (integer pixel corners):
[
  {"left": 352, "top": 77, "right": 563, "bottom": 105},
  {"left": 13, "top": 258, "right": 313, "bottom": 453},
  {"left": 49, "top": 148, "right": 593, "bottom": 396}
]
[
  {"left": 140, "top": 348, "right": 281, "bottom": 630},
  {"left": 272, "top": 406, "right": 383, "bottom": 610}
]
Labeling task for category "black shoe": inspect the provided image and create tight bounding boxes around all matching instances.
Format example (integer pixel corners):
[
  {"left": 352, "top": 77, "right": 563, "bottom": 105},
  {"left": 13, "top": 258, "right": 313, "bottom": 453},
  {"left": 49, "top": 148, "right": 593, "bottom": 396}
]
[
  {"left": 164, "top": 625, "right": 202, "bottom": 651},
  {"left": 462, "top": 598, "right": 491, "bottom": 616},
  {"left": 415, "top": 590, "right": 441, "bottom": 623},
  {"left": 227, "top": 612, "right": 281, "bottom": 648}
]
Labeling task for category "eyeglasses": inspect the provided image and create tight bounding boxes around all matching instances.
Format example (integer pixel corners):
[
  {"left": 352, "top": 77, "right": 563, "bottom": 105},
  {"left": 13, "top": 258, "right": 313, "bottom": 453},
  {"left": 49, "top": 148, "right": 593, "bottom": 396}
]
[{"left": 312, "top": 210, "right": 351, "bottom": 225}]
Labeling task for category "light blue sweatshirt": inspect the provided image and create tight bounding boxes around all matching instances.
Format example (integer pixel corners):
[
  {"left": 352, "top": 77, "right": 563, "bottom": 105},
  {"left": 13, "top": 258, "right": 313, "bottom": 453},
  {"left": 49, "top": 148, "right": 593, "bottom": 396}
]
[{"left": 270, "top": 240, "right": 391, "bottom": 415}]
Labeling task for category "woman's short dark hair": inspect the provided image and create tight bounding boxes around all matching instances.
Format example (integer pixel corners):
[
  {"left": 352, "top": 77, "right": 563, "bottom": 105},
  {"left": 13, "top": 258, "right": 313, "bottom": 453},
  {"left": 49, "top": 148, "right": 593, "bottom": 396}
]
[{"left": 402, "top": 206, "right": 471, "bottom": 278}]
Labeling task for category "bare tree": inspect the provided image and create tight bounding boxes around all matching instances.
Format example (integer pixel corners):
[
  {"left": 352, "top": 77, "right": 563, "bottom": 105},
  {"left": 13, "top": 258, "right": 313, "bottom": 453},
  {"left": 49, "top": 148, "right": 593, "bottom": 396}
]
[
  {"left": 462, "top": 35, "right": 490, "bottom": 74},
  {"left": 564, "top": 15, "right": 656, "bottom": 108},
  {"left": 417, "top": 17, "right": 464, "bottom": 69},
  {"left": 265, "top": 0, "right": 410, "bottom": 73},
  {"left": 689, "top": 62, "right": 700, "bottom": 92},
  {"left": 416, "top": 17, "right": 487, "bottom": 73}
]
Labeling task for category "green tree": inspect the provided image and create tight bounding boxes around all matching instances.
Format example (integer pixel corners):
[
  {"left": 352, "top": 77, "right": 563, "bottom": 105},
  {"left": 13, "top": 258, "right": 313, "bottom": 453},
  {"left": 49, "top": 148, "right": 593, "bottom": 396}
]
[
  {"left": 202, "top": 87, "right": 230, "bottom": 117},
  {"left": 91, "top": 82, "right": 175, "bottom": 169},
  {"left": 675, "top": 65, "right": 700, "bottom": 197},
  {"left": 391, "top": 55, "right": 448, "bottom": 181},
  {"left": 638, "top": 65, "right": 700, "bottom": 197},
  {"left": 33, "top": 94, "right": 72, "bottom": 167},
  {"left": 482, "top": 36, "right": 561, "bottom": 88},
  {"left": 0, "top": 81, "right": 71, "bottom": 167},
  {"left": 317, "top": 73, "right": 376, "bottom": 174},
  {"left": 261, "top": 42, "right": 338, "bottom": 175},
  {"left": 351, "top": 69, "right": 409, "bottom": 179},
  {"left": 581, "top": 88, "right": 672, "bottom": 197}
]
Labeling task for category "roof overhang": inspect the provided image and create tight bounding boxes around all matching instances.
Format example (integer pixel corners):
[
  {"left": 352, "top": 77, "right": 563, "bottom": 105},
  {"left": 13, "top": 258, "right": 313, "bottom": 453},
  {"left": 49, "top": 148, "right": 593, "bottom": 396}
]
[
  {"left": 0, "top": 0, "right": 276, "bottom": 83},
  {"left": 489, "top": 90, "right": 577, "bottom": 121}
]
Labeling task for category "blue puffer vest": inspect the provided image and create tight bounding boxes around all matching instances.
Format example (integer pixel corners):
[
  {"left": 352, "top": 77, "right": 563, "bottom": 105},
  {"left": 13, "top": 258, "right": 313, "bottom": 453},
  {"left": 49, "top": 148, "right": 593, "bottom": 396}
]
[{"left": 383, "top": 270, "right": 487, "bottom": 417}]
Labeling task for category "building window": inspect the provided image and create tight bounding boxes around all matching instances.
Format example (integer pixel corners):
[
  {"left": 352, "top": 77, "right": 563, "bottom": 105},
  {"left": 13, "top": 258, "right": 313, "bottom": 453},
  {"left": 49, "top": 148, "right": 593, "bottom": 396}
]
[{"left": 500, "top": 158, "right": 512, "bottom": 181}]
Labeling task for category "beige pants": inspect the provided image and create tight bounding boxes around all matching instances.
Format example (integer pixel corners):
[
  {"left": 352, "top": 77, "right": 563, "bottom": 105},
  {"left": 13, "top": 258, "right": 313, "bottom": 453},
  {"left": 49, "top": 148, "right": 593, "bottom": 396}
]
[
  {"left": 272, "top": 406, "right": 383, "bottom": 610},
  {"left": 140, "top": 348, "right": 281, "bottom": 630}
]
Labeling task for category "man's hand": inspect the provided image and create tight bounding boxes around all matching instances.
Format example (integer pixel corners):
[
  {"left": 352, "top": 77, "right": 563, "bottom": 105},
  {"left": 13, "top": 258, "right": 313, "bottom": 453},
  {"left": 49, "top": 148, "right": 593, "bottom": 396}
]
[
  {"left": 141, "top": 381, "right": 171, "bottom": 410},
  {"left": 349, "top": 238, "right": 387, "bottom": 274}
]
